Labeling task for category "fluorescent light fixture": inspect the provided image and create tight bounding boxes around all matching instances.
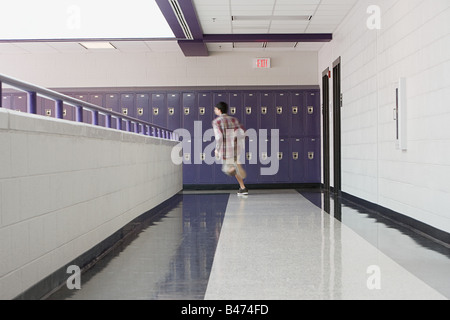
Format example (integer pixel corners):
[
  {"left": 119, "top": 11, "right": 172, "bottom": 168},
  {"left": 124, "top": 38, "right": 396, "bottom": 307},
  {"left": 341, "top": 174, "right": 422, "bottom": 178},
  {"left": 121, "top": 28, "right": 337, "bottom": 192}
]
[
  {"left": 232, "top": 15, "right": 312, "bottom": 21},
  {"left": 79, "top": 42, "right": 116, "bottom": 49},
  {"left": 0, "top": 0, "right": 174, "bottom": 40}
]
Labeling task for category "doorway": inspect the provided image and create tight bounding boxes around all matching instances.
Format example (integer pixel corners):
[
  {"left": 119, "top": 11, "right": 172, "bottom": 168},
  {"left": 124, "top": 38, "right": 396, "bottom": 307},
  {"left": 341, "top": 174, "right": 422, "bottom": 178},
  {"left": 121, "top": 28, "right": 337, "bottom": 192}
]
[{"left": 332, "top": 57, "right": 342, "bottom": 196}]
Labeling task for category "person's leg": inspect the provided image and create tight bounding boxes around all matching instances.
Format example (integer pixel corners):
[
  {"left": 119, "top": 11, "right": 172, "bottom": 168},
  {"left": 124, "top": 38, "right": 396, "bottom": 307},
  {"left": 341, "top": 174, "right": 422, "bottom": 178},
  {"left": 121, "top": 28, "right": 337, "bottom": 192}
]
[{"left": 235, "top": 174, "right": 246, "bottom": 190}]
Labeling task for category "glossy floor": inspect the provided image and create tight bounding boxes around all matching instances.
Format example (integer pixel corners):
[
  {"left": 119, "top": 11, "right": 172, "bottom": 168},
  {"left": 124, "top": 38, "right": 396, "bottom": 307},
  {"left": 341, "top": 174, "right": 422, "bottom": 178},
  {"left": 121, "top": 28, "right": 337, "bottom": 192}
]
[{"left": 47, "top": 189, "right": 450, "bottom": 300}]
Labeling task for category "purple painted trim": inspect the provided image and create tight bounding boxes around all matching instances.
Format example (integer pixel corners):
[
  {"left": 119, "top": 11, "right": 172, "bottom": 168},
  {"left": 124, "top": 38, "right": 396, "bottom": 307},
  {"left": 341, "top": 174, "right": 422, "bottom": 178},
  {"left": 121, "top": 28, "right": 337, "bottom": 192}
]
[
  {"left": 76, "top": 106, "right": 83, "bottom": 122},
  {"left": 177, "top": 0, "right": 203, "bottom": 39},
  {"left": 55, "top": 100, "right": 64, "bottom": 119},
  {"left": 27, "top": 91, "right": 37, "bottom": 114},
  {"left": 178, "top": 40, "right": 209, "bottom": 56},
  {"left": 203, "top": 33, "right": 332, "bottom": 43},
  {"left": 155, "top": 0, "right": 186, "bottom": 39}
]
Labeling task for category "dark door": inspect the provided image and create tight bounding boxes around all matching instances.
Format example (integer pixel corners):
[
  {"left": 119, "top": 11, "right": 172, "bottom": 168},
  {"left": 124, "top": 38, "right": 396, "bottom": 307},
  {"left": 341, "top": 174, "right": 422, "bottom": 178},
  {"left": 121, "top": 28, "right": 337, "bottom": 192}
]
[
  {"left": 332, "top": 58, "right": 342, "bottom": 195},
  {"left": 322, "top": 68, "right": 330, "bottom": 191}
]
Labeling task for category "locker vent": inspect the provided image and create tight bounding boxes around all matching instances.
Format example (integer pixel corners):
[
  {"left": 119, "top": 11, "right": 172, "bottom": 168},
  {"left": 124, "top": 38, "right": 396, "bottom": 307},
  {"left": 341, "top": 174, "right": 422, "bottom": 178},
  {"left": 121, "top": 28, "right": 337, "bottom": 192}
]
[{"left": 169, "top": 0, "right": 194, "bottom": 40}]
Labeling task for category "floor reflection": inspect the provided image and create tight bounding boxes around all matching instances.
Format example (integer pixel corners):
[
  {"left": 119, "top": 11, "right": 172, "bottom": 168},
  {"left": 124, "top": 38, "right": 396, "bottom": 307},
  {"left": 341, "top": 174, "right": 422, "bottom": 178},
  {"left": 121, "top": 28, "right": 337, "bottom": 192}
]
[
  {"left": 297, "top": 189, "right": 450, "bottom": 298},
  {"left": 46, "top": 193, "right": 229, "bottom": 300}
]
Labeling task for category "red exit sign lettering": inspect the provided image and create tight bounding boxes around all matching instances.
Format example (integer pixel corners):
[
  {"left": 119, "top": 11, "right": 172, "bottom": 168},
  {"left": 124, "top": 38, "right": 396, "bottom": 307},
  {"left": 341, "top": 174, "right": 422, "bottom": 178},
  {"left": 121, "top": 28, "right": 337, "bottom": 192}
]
[{"left": 254, "top": 58, "right": 271, "bottom": 69}]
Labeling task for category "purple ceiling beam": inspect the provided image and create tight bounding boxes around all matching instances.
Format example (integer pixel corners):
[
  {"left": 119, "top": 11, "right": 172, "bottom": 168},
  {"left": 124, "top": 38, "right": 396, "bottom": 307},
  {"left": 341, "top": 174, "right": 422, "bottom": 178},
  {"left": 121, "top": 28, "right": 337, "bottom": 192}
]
[
  {"left": 178, "top": 40, "right": 209, "bottom": 57},
  {"left": 203, "top": 33, "right": 332, "bottom": 43},
  {"left": 155, "top": 0, "right": 203, "bottom": 40}
]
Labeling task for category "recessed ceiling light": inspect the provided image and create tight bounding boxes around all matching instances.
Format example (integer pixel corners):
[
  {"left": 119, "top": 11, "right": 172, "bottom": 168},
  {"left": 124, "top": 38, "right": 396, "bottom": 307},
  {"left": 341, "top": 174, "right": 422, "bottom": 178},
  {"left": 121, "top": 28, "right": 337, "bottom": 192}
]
[{"left": 79, "top": 42, "right": 117, "bottom": 50}]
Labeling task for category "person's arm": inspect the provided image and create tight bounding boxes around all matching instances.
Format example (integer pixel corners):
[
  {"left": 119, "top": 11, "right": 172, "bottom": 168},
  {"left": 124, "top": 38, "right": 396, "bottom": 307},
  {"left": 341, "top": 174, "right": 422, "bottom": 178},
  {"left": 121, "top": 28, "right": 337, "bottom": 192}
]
[{"left": 213, "top": 121, "right": 223, "bottom": 158}]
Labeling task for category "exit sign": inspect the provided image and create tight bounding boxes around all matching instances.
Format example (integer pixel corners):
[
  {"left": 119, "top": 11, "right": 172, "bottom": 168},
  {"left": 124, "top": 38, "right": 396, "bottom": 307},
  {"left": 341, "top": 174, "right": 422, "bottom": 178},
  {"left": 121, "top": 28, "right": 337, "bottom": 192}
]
[{"left": 254, "top": 58, "right": 271, "bottom": 69}]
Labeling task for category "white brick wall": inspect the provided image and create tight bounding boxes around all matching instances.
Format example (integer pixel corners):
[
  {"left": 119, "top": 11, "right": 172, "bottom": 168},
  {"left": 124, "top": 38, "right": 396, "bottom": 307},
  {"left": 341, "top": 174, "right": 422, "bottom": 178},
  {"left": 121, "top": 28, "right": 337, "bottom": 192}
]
[
  {"left": 319, "top": 0, "right": 450, "bottom": 233},
  {"left": 0, "top": 109, "right": 182, "bottom": 299}
]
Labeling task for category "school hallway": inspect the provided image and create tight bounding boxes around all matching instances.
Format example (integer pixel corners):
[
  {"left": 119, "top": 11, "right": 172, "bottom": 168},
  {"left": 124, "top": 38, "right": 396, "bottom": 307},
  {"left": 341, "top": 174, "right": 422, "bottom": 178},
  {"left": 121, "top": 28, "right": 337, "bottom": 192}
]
[{"left": 45, "top": 189, "right": 450, "bottom": 300}]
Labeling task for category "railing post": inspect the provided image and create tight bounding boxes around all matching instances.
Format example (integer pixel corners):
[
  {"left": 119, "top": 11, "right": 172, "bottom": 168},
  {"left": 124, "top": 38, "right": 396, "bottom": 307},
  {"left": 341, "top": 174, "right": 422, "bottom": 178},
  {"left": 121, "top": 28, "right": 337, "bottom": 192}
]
[
  {"left": 126, "top": 120, "right": 131, "bottom": 132},
  {"left": 92, "top": 110, "right": 99, "bottom": 125},
  {"left": 27, "top": 91, "right": 37, "bottom": 114},
  {"left": 76, "top": 105, "right": 83, "bottom": 122},
  {"left": 0, "top": 81, "right": 2, "bottom": 108},
  {"left": 117, "top": 117, "right": 122, "bottom": 130},
  {"left": 106, "top": 114, "right": 112, "bottom": 128},
  {"left": 55, "top": 100, "right": 64, "bottom": 119}
]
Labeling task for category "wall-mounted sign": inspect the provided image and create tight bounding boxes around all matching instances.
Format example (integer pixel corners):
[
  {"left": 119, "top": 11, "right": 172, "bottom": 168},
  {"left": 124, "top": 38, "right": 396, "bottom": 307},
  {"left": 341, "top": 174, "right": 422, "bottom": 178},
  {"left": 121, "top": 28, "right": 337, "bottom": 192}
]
[{"left": 254, "top": 58, "right": 271, "bottom": 69}]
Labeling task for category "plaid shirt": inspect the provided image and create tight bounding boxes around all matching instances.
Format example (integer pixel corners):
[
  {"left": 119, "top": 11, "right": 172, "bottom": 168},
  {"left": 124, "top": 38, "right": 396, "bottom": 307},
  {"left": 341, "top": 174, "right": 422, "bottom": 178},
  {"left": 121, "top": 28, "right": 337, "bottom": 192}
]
[{"left": 212, "top": 114, "right": 245, "bottom": 160}]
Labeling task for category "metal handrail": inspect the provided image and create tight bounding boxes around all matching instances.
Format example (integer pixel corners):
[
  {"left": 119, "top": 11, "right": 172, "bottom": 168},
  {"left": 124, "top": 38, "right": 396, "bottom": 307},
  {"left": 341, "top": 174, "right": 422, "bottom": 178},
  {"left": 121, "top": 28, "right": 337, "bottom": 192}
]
[{"left": 0, "top": 73, "right": 176, "bottom": 140}]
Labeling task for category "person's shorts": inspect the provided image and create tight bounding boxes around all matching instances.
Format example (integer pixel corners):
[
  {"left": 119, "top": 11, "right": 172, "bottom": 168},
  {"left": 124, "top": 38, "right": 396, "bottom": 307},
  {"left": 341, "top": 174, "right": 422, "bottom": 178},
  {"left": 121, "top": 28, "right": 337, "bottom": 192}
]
[
  {"left": 222, "top": 161, "right": 246, "bottom": 179},
  {"left": 222, "top": 162, "right": 238, "bottom": 176}
]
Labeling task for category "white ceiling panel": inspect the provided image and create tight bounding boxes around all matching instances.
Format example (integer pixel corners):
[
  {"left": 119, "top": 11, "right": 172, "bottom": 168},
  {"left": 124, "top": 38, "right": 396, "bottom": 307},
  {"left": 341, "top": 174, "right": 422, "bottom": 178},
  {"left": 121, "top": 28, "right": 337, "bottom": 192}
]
[{"left": 0, "top": 0, "right": 358, "bottom": 55}]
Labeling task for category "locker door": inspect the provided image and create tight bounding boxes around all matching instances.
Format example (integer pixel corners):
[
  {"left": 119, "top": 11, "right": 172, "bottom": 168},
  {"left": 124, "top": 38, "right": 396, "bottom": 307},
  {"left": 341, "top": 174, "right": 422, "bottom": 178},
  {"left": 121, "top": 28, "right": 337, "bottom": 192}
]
[
  {"left": 213, "top": 92, "right": 229, "bottom": 109},
  {"left": 274, "top": 137, "right": 290, "bottom": 183},
  {"left": 197, "top": 92, "right": 213, "bottom": 184},
  {"left": 89, "top": 94, "right": 104, "bottom": 126},
  {"left": 40, "top": 97, "right": 55, "bottom": 118},
  {"left": 291, "top": 138, "right": 305, "bottom": 183},
  {"left": 167, "top": 92, "right": 181, "bottom": 131},
  {"left": 304, "top": 137, "right": 321, "bottom": 183},
  {"left": 182, "top": 92, "right": 197, "bottom": 185},
  {"left": 198, "top": 92, "right": 213, "bottom": 135},
  {"left": 151, "top": 93, "right": 167, "bottom": 129},
  {"left": 258, "top": 134, "right": 275, "bottom": 183},
  {"left": 291, "top": 92, "right": 305, "bottom": 137},
  {"left": 2, "top": 94, "right": 11, "bottom": 109},
  {"left": 244, "top": 133, "right": 259, "bottom": 184},
  {"left": 12, "top": 93, "right": 27, "bottom": 112},
  {"left": 182, "top": 92, "right": 196, "bottom": 137},
  {"left": 305, "top": 91, "right": 320, "bottom": 137},
  {"left": 136, "top": 93, "right": 150, "bottom": 123},
  {"left": 229, "top": 92, "right": 243, "bottom": 120},
  {"left": 243, "top": 92, "right": 258, "bottom": 132},
  {"left": 275, "top": 92, "right": 290, "bottom": 137},
  {"left": 105, "top": 93, "right": 120, "bottom": 129},
  {"left": 120, "top": 93, "right": 135, "bottom": 119},
  {"left": 259, "top": 92, "right": 275, "bottom": 135}
]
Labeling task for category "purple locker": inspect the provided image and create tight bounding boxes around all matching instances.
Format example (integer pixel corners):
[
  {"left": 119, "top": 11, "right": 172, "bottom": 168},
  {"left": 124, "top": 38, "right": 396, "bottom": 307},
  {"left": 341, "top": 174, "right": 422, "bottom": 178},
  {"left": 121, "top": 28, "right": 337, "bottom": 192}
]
[
  {"left": 89, "top": 94, "right": 104, "bottom": 126},
  {"left": 229, "top": 92, "right": 243, "bottom": 120},
  {"left": 167, "top": 92, "right": 181, "bottom": 131},
  {"left": 304, "top": 137, "right": 321, "bottom": 183},
  {"left": 305, "top": 91, "right": 320, "bottom": 137},
  {"left": 105, "top": 93, "right": 120, "bottom": 129},
  {"left": 198, "top": 138, "right": 215, "bottom": 184},
  {"left": 275, "top": 92, "right": 290, "bottom": 137},
  {"left": 244, "top": 132, "right": 260, "bottom": 184},
  {"left": 40, "top": 96, "right": 55, "bottom": 118},
  {"left": 273, "top": 137, "right": 290, "bottom": 183},
  {"left": 182, "top": 92, "right": 196, "bottom": 136},
  {"left": 243, "top": 92, "right": 258, "bottom": 132},
  {"left": 258, "top": 133, "right": 275, "bottom": 183},
  {"left": 151, "top": 93, "right": 167, "bottom": 129},
  {"left": 12, "top": 93, "right": 27, "bottom": 112},
  {"left": 2, "top": 94, "right": 11, "bottom": 109},
  {"left": 197, "top": 92, "right": 212, "bottom": 134},
  {"left": 121, "top": 93, "right": 136, "bottom": 131},
  {"left": 291, "top": 138, "right": 305, "bottom": 183},
  {"left": 290, "top": 91, "right": 305, "bottom": 137},
  {"left": 136, "top": 93, "right": 150, "bottom": 124},
  {"left": 259, "top": 92, "right": 275, "bottom": 135}
]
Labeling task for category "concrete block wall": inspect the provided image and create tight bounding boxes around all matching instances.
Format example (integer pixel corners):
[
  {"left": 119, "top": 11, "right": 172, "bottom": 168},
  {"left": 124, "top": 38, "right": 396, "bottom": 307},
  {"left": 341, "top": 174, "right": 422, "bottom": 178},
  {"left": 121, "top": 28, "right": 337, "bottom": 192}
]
[
  {"left": 318, "top": 0, "right": 450, "bottom": 233},
  {"left": 0, "top": 108, "right": 182, "bottom": 299}
]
